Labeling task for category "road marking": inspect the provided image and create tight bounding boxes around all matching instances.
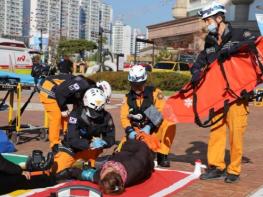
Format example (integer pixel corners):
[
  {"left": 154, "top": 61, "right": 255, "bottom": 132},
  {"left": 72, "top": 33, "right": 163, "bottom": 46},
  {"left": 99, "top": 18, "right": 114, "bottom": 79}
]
[
  {"left": 250, "top": 186, "right": 263, "bottom": 197},
  {"left": 150, "top": 173, "right": 198, "bottom": 197}
]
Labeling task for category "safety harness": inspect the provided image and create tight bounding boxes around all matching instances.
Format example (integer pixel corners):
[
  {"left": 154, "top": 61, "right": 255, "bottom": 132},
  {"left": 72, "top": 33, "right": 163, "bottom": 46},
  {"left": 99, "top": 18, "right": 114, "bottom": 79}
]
[
  {"left": 127, "top": 86, "right": 155, "bottom": 128},
  {"left": 186, "top": 40, "right": 263, "bottom": 128},
  {"left": 37, "top": 78, "right": 60, "bottom": 99}
]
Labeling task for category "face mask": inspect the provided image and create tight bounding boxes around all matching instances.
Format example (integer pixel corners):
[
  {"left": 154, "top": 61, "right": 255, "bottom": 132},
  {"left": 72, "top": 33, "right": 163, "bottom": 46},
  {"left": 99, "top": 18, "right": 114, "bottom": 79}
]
[{"left": 207, "top": 23, "right": 218, "bottom": 34}]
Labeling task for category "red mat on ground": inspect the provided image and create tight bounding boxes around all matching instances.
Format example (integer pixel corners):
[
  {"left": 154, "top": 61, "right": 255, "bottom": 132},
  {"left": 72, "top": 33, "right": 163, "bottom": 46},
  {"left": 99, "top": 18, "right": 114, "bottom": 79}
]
[{"left": 26, "top": 169, "right": 197, "bottom": 197}]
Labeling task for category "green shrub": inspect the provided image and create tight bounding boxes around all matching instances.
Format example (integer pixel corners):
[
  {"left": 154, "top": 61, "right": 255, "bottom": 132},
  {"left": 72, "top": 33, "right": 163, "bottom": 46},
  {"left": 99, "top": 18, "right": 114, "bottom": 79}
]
[{"left": 89, "top": 71, "right": 190, "bottom": 91}]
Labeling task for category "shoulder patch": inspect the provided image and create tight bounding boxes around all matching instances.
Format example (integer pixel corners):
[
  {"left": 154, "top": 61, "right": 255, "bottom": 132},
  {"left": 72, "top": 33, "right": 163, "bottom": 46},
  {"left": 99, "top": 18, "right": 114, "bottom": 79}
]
[
  {"left": 69, "top": 117, "right": 77, "bottom": 124},
  {"left": 157, "top": 92, "right": 164, "bottom": 100},
  {"left": 206, "top": 47, "right": 216, "bottom": 54},
  {"left": 69, "top": 83, "right": 80, "bottom": 91}
]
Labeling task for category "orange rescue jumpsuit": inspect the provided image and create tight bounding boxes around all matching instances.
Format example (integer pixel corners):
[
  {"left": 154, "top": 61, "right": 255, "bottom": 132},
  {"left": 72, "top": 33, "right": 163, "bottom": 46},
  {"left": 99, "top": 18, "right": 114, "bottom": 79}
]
[
  {"left": 120, "top": 87, "right": 176, "bottom": 155},
  {"left": 38, "top": 75, "right": 72, "bottom": 148},
  {"left": 208, "top": 100, "right": 249, "bottom": 175}
]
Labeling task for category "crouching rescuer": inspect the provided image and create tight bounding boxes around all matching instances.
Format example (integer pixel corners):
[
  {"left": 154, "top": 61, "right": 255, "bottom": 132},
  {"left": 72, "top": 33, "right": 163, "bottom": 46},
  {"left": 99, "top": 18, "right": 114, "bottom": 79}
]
[
  {"left": 120, "top": 65, "right": 176, "bottom": 167},
  {"left": 52, "top": 88, "right": 115, "bottom": 173}
]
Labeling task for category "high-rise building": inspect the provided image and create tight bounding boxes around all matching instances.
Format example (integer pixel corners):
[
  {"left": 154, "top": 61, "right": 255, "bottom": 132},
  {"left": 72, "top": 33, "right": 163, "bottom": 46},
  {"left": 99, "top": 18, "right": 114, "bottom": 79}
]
[
  {"left": 80, "top": 0, "right": 100, "bottom": 42},
  {"left": 24, "top": 0, "right": 62, "bottom": 50},
  {"left": 131, "top": 28, "right": 147, "bottom": 55},
  {"left": 101, "top": 3, "right": 113, "bottom": 47},
  {"left": 61, "top": 0, "right": 80, "bottom": 39},
  {"left": 3, "top": 0, "right": 114, "bottom": 50},
  {"left": 80, "top": 0, "right": 112, "bottom": 46},
  {"left": 112, "top": 20, "right": 132, "bottom": 60},
  {"left": 0, "top": 0, "right": 24, "bottom": 37}
]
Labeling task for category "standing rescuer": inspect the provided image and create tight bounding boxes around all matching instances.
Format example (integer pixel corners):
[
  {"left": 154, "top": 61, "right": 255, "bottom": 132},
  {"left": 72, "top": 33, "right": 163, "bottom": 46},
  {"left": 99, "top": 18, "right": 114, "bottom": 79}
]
[
  {"left": 120, "top": 65, "right": 176, "bottom": 167},
  {"left": 191, "top": 1, "right": 257, "bottom": 183},
  {"left": 57, "top": 55, "right": 73, "bottom": 74}
]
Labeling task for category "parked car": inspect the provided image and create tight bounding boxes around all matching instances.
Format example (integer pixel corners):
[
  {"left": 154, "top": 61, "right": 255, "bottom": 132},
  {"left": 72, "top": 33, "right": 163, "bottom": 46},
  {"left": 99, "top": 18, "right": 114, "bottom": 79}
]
[
  {"left": 124, "top": 63, "right": 133, "bottom": 71},
  {"left": 152, "top": 61, "right": 190, "bottom": 72},
  {"left": 140, "top": 63, "right": 152, "bottom": 72}
]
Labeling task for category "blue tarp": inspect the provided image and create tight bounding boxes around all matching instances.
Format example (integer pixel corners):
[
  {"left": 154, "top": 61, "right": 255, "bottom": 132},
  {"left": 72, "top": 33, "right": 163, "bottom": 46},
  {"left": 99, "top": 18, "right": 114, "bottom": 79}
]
[
  {"left": 0, "top": 130, "right": 15, "bottom": 153},
  {"left": 0, "top": 70, "right": 34, "bottom": 85}
]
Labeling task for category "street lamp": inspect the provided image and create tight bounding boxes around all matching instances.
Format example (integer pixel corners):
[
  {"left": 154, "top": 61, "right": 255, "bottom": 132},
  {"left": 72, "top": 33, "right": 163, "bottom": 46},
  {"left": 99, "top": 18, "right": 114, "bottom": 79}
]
[
  {"left": 134, "top": 38, "right": 155, "bottom": 66},
  {"left": 98, "top": 10, "right": 112, "bottom": 72}
]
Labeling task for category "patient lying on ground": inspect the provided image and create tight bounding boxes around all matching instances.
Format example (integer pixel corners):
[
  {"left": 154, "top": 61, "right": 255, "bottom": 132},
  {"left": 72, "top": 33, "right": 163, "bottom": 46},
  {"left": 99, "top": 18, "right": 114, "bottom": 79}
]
[{"left": 57, "top": 140, "right": 155, "bottom": 195}]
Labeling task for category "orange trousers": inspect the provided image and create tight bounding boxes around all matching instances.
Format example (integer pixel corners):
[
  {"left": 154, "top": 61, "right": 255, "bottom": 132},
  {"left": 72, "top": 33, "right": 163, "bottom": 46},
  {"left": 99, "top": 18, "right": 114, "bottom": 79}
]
[
  {"left": 155, "top": 119, "right": 176, "bottom": 155},
  {"left": 52, "top": 149, "right": 103, "bottom": 173},
  {"left": 39, "top": 95, "right": 68, "bottom": 148},
  {"left": 208, "top": 100, "right": 248, "bottom": 175}
]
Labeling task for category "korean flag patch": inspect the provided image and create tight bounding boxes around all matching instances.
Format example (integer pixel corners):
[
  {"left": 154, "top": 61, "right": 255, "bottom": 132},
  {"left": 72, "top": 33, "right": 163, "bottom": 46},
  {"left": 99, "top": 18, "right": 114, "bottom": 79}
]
[{"left": 69, "top": 117, "right": 77, "bottom": 124}]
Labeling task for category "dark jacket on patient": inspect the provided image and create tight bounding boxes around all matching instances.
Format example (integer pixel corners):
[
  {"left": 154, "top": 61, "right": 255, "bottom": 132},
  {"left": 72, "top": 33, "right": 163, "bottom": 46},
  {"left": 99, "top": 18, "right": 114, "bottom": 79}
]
[
  {"left": 0, "top": 154, "right": 56, "bottom": 195},
  {"left": 94, "top": 140, "right": 155, "bottom": 186}
]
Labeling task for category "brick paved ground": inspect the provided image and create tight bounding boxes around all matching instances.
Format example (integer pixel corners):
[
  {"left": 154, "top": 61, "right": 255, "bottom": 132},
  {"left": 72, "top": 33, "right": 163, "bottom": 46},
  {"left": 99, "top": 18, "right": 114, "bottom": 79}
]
[{"left": 0, "top": 91, "right": 263, "bottom": 196}]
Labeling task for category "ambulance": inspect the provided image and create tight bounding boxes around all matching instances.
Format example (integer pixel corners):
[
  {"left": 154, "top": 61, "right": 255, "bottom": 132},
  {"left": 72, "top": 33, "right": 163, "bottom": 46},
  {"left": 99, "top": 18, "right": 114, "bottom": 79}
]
[{"left": 0, "top": 38, "right": 32, "bottom": 74}]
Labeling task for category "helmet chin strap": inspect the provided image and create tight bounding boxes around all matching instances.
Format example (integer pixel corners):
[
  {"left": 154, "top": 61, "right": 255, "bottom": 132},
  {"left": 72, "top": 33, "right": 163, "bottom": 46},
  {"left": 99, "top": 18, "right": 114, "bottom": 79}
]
[
  {"left": 85, "top": 107, "right": 101, "bottom": 119},
  {"left": 85, "top": 108, "right": 92, "bottom": 117}
]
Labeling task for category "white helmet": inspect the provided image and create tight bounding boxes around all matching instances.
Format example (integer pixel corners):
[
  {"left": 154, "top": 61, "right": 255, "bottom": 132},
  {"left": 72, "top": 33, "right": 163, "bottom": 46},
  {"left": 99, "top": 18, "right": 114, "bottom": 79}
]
[
  {"left": 128, "top": 65, "right": 147, "bottom": 83},
  {"left": 198, "top": 1, "right": 226, "bottom": 19},
  {"left": 96, "top": 80, "right": 112, "bottom": 103},
  {"left": 83, "top": 88, "right": 106, "bottom": 118}
]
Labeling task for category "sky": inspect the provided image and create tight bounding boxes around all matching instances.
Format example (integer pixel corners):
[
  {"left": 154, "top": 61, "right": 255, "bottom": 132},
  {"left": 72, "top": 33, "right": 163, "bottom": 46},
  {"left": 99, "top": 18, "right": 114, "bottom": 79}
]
[{"left": 103, "top": 0, "right": 175, "bottom": 32}]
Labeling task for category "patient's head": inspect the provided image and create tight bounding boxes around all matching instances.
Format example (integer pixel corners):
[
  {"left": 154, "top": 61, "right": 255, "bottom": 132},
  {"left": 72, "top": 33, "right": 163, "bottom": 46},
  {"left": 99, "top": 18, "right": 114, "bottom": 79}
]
[{"left": 99, "top": 171, "right": 124, "bottom": 195}]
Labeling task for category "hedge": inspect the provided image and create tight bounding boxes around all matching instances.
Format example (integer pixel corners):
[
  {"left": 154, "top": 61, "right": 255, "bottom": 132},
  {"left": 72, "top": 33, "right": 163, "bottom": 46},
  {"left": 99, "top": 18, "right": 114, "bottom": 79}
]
[{"left": 89, "top": 71, "right": 191, "bottom": 91}]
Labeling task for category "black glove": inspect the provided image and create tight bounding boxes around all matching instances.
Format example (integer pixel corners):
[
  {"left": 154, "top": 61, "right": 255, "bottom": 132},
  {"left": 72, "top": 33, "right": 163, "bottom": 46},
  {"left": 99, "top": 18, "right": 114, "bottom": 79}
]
[
  {"left": 218, "top": 49, "right": 230, "bottom": 64},
  {"left": 218, "top": 43, "right": 244, "bottom": 64}
]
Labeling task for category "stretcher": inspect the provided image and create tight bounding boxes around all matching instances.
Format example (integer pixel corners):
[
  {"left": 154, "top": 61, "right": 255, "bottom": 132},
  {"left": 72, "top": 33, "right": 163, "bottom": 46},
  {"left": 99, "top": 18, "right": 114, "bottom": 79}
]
[
  {"left": 0, "top": 71, "right": 48, "bottom": 144},
  {"left": 163, "top": 37, "right": 263, "bottom": 127}
]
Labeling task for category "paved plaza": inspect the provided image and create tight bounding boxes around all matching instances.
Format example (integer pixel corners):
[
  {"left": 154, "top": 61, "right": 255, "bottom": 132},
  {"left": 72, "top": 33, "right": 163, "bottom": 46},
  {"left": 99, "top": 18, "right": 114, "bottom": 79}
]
[{"left": 0, "top": 91, "right": 263, "bottom": 196}]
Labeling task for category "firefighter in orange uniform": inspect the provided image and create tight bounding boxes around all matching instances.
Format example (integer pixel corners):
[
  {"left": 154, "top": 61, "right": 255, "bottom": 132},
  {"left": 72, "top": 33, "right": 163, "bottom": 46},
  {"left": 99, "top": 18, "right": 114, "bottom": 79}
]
[
  {"left": 38, "top": 74, "right": 74, "bottom": 151},
  {"left": 191, "top": 2, "right": 256, "bottom": 183},
  {"left": 53, "top": 88, "right": 115, "bottom": 173},
  {"left": 38, "top": 74, "right": 112, "bottom": 152},
  {"left": 120, "top": 65, "right": 176, "bottom": 167}
]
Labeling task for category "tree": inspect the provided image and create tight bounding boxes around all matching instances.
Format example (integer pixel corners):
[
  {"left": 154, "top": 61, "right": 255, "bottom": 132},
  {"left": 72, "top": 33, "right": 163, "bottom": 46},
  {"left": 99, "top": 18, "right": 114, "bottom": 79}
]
[
  {"left": 57, "top": 39, "right": 97, "bottom": 58},
  {"left": 155, "top": 48, "right": 173, "bottom": 62}
]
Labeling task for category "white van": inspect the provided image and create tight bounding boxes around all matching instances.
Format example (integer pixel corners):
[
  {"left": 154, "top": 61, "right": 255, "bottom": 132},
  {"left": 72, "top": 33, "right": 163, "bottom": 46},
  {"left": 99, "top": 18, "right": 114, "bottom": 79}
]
[{"left": 0, "top": 38, "right": 32, "bottom": 74}]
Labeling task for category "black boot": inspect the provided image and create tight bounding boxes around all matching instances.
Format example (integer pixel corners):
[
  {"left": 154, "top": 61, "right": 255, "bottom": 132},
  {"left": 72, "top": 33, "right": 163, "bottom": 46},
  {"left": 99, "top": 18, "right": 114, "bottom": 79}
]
[
  {"left": 157, "top": 153, "right": 170, "bottom": 167},
  {"left": 224, "top": 173, "right": 240, "bottom": 183},
  {"left": 55, "top": 168, "right": 82, "bottom": 181},
  {"left": 51, "top": 144, "right": 59, "bottom": 154},
  {"left": 200, "top": 167, "right": 226, "bottom": 180}
]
